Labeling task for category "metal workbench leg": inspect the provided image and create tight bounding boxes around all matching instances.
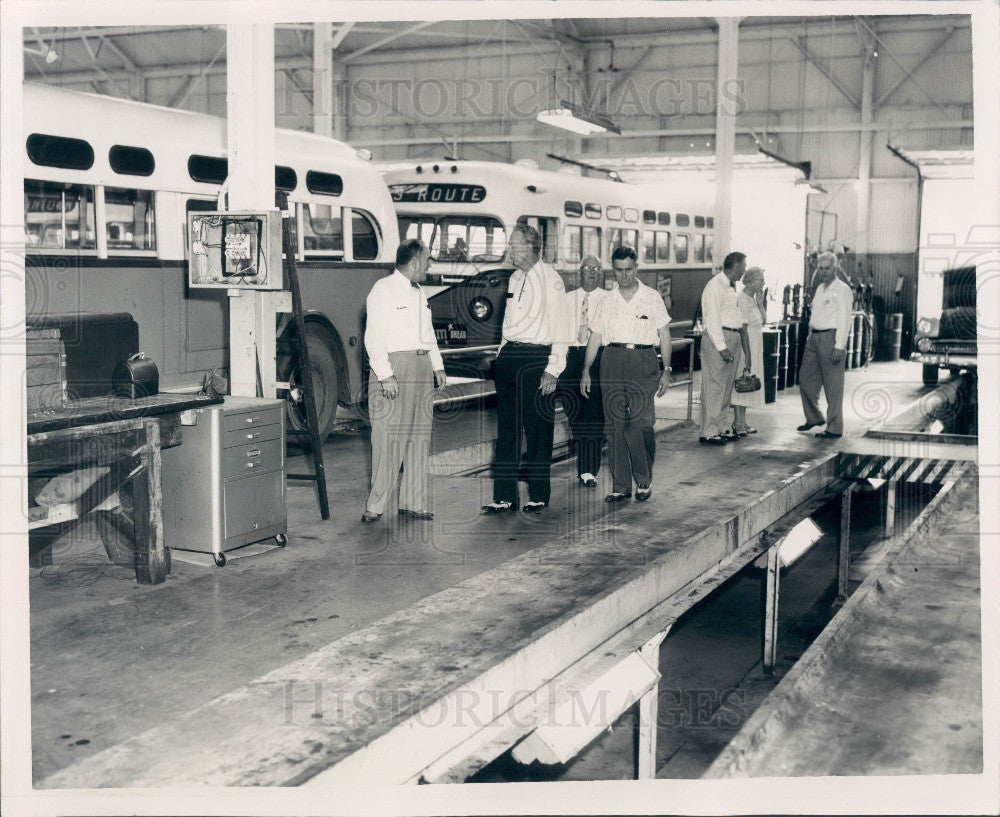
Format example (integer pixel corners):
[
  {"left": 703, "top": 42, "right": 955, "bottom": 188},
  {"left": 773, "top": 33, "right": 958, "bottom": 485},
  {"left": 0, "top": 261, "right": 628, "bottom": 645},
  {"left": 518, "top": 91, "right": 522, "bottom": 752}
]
[
  {"left": 884, "top": 479, "right": 897, "bottom": 538},
  {"left": 763, "top": 542, "right": 781, "bottom": 675},
  {"left": 836, "top": 485, "right": 855, "bottom": 605},
  {"left": 636, "top": 627, "right": 671, "bottom": 780}
]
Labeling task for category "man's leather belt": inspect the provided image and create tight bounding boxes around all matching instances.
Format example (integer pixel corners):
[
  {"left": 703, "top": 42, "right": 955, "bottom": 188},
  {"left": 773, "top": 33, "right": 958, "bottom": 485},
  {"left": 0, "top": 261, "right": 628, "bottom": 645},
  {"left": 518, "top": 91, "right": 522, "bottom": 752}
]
[
  {"left": 608, "top": 342, "right": 654, "bottom": 349},
  {"left": 810, "top": 328, "right": 835, "bottom": 333},
  {"left": 392, "top": 349, "right": 430, "bottom": 355},
  {"left": 723, "top": 326, "right": 742, "bottom": 332},
  {"left": 504, "top": 341, "right": 550, "bottom": 349}
]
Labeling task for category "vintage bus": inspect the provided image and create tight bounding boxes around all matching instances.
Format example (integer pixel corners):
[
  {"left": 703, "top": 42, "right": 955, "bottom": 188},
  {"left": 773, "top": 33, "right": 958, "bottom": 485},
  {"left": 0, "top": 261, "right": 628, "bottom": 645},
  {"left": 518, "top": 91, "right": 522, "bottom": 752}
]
[
  {"left": 22, "top": 83, "right": 399, "bottom": 438},
  {"left": 382, "top": 159, "right": 715, "bottom": 351}
]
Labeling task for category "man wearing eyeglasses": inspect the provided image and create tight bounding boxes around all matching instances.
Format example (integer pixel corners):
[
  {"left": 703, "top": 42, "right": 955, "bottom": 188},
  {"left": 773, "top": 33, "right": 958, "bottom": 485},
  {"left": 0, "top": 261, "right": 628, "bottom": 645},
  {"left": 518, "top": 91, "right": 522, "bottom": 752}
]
[
  {"left": 581, "top": 246, "right": 672, "bottom": 503},
  {"left": 556, "top": 255, "right": 609, "bottom": 487}
]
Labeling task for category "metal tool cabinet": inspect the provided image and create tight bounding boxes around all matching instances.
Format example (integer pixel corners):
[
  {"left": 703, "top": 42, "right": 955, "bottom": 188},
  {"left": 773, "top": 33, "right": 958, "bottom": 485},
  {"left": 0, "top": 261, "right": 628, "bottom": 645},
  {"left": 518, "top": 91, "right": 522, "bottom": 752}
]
[{"left": 161, "top": 397, "right": 287, "bottom": 566}]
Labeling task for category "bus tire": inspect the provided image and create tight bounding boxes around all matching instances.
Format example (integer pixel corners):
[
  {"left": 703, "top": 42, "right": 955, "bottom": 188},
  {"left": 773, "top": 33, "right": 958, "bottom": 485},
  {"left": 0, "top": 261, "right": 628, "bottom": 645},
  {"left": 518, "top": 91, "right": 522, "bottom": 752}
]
[
  {"left": 922, "top": 364, "right": 939, "bottom": 388},
  {"left": 283, "top": 324, "right": 339, "bottom": 442}
]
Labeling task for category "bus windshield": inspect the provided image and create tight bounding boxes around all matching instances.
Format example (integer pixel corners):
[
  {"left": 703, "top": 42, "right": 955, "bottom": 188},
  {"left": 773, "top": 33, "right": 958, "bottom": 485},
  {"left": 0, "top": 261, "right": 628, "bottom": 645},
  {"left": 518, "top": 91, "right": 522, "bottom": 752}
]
[{"left": 398, "top": 215, "right": 506, "bottom": 263}]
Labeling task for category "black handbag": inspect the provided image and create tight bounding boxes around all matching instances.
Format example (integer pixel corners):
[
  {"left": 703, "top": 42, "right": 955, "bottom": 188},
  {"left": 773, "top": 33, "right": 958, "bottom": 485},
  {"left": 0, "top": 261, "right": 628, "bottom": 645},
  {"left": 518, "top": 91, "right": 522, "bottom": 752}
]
[
  {"left": 734, "top": 366, "right": 761, "bottom": 393},
  {"left": 112, "top": 352, "right": 159, "bottom": 399}
]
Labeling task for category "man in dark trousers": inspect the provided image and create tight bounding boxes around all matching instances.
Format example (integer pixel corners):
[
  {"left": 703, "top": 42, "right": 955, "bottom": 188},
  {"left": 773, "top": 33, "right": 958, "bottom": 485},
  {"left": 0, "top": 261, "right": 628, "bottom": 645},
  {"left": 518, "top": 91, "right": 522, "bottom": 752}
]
[
  {"left": 581, "top": 246, "right": 672, "bottom": 503},
  {"left": 482, "top": 224, "right": 567, "bottom": 514},
  {"left": 556, "top": 255, "right": 609, "bottom": 487}
]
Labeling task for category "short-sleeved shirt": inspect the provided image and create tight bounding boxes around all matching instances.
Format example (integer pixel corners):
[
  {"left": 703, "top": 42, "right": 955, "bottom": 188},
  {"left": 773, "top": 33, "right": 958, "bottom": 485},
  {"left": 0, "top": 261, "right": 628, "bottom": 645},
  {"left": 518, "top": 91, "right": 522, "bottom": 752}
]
[{"left": 589, "top": 281, "right": 670, "bottom": 346}]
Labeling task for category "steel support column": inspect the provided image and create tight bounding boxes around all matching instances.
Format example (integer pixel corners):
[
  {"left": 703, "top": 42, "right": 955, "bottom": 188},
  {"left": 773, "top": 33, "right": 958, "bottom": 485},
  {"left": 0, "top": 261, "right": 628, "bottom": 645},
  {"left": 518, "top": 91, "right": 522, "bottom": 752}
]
[
  {"left": 884, "top": 479, "right": 897, "bottom": 538},
  {"left": 713, "top": 17, "right": 741, "bottom": 262},
  {"left": 226, "top": 24, "right": 278, "bottom": 399},
  {"left": 636, "top": 628, "right": 671, "bottom": 779},
  {"left": 856, "top": 50, "right": 876, "bottom": 255},
  {"left": 312, "top": 23, "right": 333, "bottom": 138}
]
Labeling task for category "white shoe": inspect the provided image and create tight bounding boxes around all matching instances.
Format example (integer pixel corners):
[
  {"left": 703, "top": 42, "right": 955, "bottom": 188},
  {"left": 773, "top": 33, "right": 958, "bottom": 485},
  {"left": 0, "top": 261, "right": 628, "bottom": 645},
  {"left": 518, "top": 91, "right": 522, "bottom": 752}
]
[{"left": 579, "top": 473, "right": 597, "bottom": 487}]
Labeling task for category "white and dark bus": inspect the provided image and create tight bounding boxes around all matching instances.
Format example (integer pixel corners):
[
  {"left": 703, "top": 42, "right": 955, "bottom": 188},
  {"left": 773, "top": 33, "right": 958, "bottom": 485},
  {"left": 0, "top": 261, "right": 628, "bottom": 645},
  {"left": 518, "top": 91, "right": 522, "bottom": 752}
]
[
  {"left": 382, "top": 159, "right": 715, "bottom": 350},
  {"left": 22, "top": 83, "right": 399, "bottom": 437}
]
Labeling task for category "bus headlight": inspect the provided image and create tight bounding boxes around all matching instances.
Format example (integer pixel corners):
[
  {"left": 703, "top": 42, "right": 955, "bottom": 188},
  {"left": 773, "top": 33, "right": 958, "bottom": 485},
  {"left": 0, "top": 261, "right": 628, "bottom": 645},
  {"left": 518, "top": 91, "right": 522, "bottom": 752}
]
[
  {"left": 469, "top": 296, "right": 493, "bottom": 321},
  {"left": 917, "top": 318, "right": 932, "bottom": 335},
  {"left": 917, "top": 336, "right": 934, "bottom": 352}
]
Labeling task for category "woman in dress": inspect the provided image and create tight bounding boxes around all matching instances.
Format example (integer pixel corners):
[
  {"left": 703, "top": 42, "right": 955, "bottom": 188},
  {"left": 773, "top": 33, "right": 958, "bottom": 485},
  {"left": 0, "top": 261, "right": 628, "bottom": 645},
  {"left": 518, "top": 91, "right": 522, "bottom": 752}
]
[{"left": 731, "top": 266, "right": 767, "bottom": 435}]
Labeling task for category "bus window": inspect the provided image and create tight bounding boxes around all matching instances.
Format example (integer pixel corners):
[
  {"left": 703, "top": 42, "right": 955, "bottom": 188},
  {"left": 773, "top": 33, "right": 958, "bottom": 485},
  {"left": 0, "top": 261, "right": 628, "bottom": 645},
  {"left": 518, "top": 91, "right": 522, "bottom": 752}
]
[
  {"left": 693, "top": 234, "right": 706, "bottom": 263},
  {"left": 582, "top": 226, "right": 601, "bottom": 260},
  {"left": 706, "top": 216, "right": 714, "bottom": 228},
  {"left": 705, "top": 234, "right": 714, "bottom": 261},
  {"left": 624, "top": 208, "right": 639, "bottom": 223},
  {"left": 658, "top": 212, "right": 670, "bottom": 226},
  {"left": 608, "top": 228, "right": 621, "bottom": 255},
  {"left": 27, "top": 134, "right": 94, "bottom": 171},
  {"left": 562, "top": 226, "right": 582, "bottom": 265},
  {"left": 302, "top": 203, "right": 344, "bottom": 255},
  {"left": 674, "top": 233, "right": 689, "bottom": 263},
  {"left": 694, "top": 215, "right": 705, "bottom": 229},
  {"left": 564, "top": 201, "right": 583, "bottom": 218},
  {"left": 621, "top": 229, "right": 638, "bottom": 251},
  {"left": 398, "top": 215, "right": 435, "bottom": 246},
  {"left": 517, "top": 216, "right": 557, "bottom": 263},
  {"left": 351, "top": 209, "right": 380, "bottom": 261},
  {"left": 435, "top": 216, "right": 506, "bottom": 262},
  {"left": 641, "top": 231, "right": 656, "bottom": 263},
  {"left": 585, "top": 203, "right": 601, "bottom": 220},
  {"left": 655, "top": 231, "right": 671, "bottom": 262},
  {"left": 643, "top": 210, "right": 656, "bottom": 225},
  {"left": 24, "top": 180, "right": 96, "bottom": 251},
  {"left": 607, "top": 206, "right": 622, "bottom": 222},
  {"left": 109, "top": 145, "right": 155, "bottom": 177},
  {"left": 676, "top": 213, "right": 690, "bottom": 228},
  {"left": 105, "top": 187, "right": 156, "bottom": 252}
]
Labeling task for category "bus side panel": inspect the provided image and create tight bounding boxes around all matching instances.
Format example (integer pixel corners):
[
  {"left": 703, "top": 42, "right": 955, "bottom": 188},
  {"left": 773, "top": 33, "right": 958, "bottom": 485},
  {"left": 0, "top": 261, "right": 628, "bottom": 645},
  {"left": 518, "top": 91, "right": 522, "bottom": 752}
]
[
  {"left": 26, "top": 257, "right": 227, "bottom": 391},
  {"left": 180, "top": 269, "right": 229, "bottom": 378},
  {"left": 296, "top": 262, "right": 390, "bottom": 402},
  {"left": 639, "top": 267, "right": 714, "bottom": 328}
]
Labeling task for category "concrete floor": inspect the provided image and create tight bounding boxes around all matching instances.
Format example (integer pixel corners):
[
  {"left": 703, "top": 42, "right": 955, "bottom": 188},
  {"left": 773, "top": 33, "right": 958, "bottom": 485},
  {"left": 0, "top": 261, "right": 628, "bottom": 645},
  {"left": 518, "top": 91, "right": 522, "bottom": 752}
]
[{"left": 28, "top": 360, "right": 980, "bottom": 784}]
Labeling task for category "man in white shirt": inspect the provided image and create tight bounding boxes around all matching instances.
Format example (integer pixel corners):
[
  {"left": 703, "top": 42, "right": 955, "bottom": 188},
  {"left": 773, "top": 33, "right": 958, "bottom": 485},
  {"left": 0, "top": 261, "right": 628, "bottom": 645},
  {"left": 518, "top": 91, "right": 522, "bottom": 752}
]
[
  {"left": 556, "top": 255, "right": 609, "bottom": 487},
  {"left": 482, "top": 224, "right": 567, "bottom": 514},
  {"left": 581, "top": 246, "right": 672, "bottom": 503},
  {"left": 363, "top": 239, "right": 446, "bottom": 523},
  {"left": 698, "top": 251, "right": 751, "bottom": 444},
  {"left": 798, "top": 251, "right": 853, "bottom": 438}
]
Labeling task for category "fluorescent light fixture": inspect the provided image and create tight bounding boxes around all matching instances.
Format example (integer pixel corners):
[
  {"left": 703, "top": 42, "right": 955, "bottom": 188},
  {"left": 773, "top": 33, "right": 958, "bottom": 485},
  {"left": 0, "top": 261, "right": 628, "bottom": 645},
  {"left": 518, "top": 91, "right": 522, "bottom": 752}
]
[
  {"left": 536, "top": 101, "right": 621, "bottom": 136},
  {"left": 777, "top": 517, "right": 824, "bottom": 567}
]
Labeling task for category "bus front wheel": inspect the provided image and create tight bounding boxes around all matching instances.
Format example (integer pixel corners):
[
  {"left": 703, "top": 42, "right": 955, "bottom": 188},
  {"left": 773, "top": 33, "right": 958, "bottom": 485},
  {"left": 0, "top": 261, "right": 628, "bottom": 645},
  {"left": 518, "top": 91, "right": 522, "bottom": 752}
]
[{"left": 282, "top": 324, "right": 339, "bottom": 442}]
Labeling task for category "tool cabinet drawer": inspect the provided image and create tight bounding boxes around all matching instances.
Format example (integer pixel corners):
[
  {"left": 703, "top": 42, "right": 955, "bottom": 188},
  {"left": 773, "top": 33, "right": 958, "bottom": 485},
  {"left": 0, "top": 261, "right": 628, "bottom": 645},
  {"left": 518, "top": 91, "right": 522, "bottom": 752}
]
[
  {"left": 223, "top": 471, "right": 285, "bottom": 541},
  {"left": 224, "top": 422, "right": 282, "bottom": 449},
  {"left": 223, "top": 437, "right": 283, "bottom": 478},
  {"left": 223, "top": 406, "right": 282, "bottom": 433}
]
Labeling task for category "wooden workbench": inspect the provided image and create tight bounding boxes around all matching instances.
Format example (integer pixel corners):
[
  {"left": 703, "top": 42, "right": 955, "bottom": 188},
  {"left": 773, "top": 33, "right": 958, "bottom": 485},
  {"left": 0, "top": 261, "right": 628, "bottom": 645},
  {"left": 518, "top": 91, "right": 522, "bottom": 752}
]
[{"left": 27, "top": 393, "right": 223, "bottom": 584}]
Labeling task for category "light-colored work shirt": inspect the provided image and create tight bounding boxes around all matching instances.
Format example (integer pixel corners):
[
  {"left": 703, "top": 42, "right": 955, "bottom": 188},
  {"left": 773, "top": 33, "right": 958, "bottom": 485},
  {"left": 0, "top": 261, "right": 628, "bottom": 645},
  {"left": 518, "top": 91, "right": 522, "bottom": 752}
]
[
  {"left": 589, "top": 281, "right": 670, "bottom": 346},
  {"left": 701, "top": 272, "right": 744, "bottom": 352},
  {"left": 810, "top": 277, "right": 854, "bottom": 350},
  {"left": 563, "top": 286, "right": 610, "bottom": 347},
  {"left": 364, "top": 270, "right": 444, "bottom": 382},
  {"left": 502, "top": 259, "right": 568, "bottom": 377}
]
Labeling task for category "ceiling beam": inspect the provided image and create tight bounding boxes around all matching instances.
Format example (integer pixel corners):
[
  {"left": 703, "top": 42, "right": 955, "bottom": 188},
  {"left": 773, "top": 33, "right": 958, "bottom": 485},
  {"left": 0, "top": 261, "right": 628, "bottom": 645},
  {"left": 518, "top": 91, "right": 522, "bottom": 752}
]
[
  {"left": 876, "top": 25, "right": 957, "bottom": 109},
  {"left": 339, "top": 20, "right": 438, "bottom": 63},
  {"left": 790, "top": 36, "right": 860, "bottom": 109},
  {"left": 283, "top": 68, "right": 313, "bottom": 104},
  {"left": 330, "top": 21, "right": 355, "bottom": 50},
  {"left": 167, "top": 42, "right": 226, "bottom": 107},
  {"left": 608, "top": 46, "right": 654, "bottom": 98},
  {"left": 79, "top": 33, "right": 135, "bottom": 99},
  {"left": 99, "top": 34, "right": 137, "bottom": 72}
]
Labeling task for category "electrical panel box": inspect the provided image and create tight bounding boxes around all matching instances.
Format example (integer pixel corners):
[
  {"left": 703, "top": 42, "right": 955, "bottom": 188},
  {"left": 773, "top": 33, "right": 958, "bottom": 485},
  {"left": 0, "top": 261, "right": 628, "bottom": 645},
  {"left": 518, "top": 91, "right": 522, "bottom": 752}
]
[{"left": 188, "top": 210, "right": 284, "bottom": 290}]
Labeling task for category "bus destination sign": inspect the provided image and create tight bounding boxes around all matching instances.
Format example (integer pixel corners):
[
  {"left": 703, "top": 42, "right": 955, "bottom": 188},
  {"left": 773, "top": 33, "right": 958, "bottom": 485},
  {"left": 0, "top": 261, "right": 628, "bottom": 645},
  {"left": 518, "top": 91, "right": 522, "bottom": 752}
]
[{"left": 389, "top": 183, "right": 486, "bottom": 204}]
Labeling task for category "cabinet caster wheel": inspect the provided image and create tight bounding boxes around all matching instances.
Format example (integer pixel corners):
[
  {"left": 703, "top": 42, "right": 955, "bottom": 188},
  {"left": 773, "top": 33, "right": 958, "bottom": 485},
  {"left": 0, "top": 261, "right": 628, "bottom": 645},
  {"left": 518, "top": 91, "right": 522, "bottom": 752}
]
[
  {"left": 213, "top": 552, "right": 227, "bottom": 567},
  {"left": 275, "top": 533, "right": 287, "bottom": 547}
]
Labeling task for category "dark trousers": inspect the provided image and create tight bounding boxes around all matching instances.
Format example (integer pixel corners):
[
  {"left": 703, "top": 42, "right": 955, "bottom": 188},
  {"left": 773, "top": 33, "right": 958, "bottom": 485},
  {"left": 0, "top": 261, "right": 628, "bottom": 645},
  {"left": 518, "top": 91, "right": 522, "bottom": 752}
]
[
  {"left": 492, "top": 343, "right": 555, "bottom": 505},
  {"left": 600, "top": 346, "right": 660, "bottom": 494},
  {"left": 556, "top": 345, "right": 605, "bottom": 477}
]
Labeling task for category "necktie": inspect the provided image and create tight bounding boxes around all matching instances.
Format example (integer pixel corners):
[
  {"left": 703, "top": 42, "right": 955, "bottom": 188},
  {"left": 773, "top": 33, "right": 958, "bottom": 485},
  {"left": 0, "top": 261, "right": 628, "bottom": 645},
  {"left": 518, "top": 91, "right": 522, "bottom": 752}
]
[
  {"left": 411, "top": 282, "right": 420, "bottom": 290},
  {"left": 578, "top": 292, "right": 590, "bottom": 345}
]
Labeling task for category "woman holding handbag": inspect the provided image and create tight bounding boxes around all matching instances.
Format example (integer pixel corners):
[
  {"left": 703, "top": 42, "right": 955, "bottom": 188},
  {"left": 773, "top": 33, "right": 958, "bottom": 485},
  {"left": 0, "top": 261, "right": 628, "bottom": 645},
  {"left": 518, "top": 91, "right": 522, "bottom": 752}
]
[{"left": 731, "top": 267, "right": 767, "bottom": 435}]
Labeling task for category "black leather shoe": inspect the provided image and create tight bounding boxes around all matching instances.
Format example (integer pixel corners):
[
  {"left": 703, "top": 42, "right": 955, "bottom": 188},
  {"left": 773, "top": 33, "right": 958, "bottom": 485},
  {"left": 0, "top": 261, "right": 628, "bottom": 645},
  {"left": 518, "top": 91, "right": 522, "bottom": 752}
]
[
  {"left": 815, "top": 430, "right": 842, "bottom": 439},
  {"left": 699, "top": 435, "right": 726, "bottom": 445},
  {"left": 522, "top": 501, "right": 548, "bottom": 513},
  {"left": 399, "top": 509, "right": 434, "bottom": 520},
  {"left": 605, "top": 492, "right": 631, "bottom": 503},
  {"left": 635, "top": 486, "right": 652, "bottom": 502},
  {"left": 482, "top": 501, "right": 515, "bottom": 514},
  {"left": 797, "top": 422, "right": 823, "bottom": 432},
  {"left": 361, "top": 511, "right": 382, "bottom": 523}
]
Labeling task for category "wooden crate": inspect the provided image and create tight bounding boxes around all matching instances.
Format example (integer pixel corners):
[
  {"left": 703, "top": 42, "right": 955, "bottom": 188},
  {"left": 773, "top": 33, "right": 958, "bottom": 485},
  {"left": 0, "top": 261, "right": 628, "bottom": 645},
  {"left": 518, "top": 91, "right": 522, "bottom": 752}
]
[{"left": 26, "top": 327, "right": 66, "bottom": 411}]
